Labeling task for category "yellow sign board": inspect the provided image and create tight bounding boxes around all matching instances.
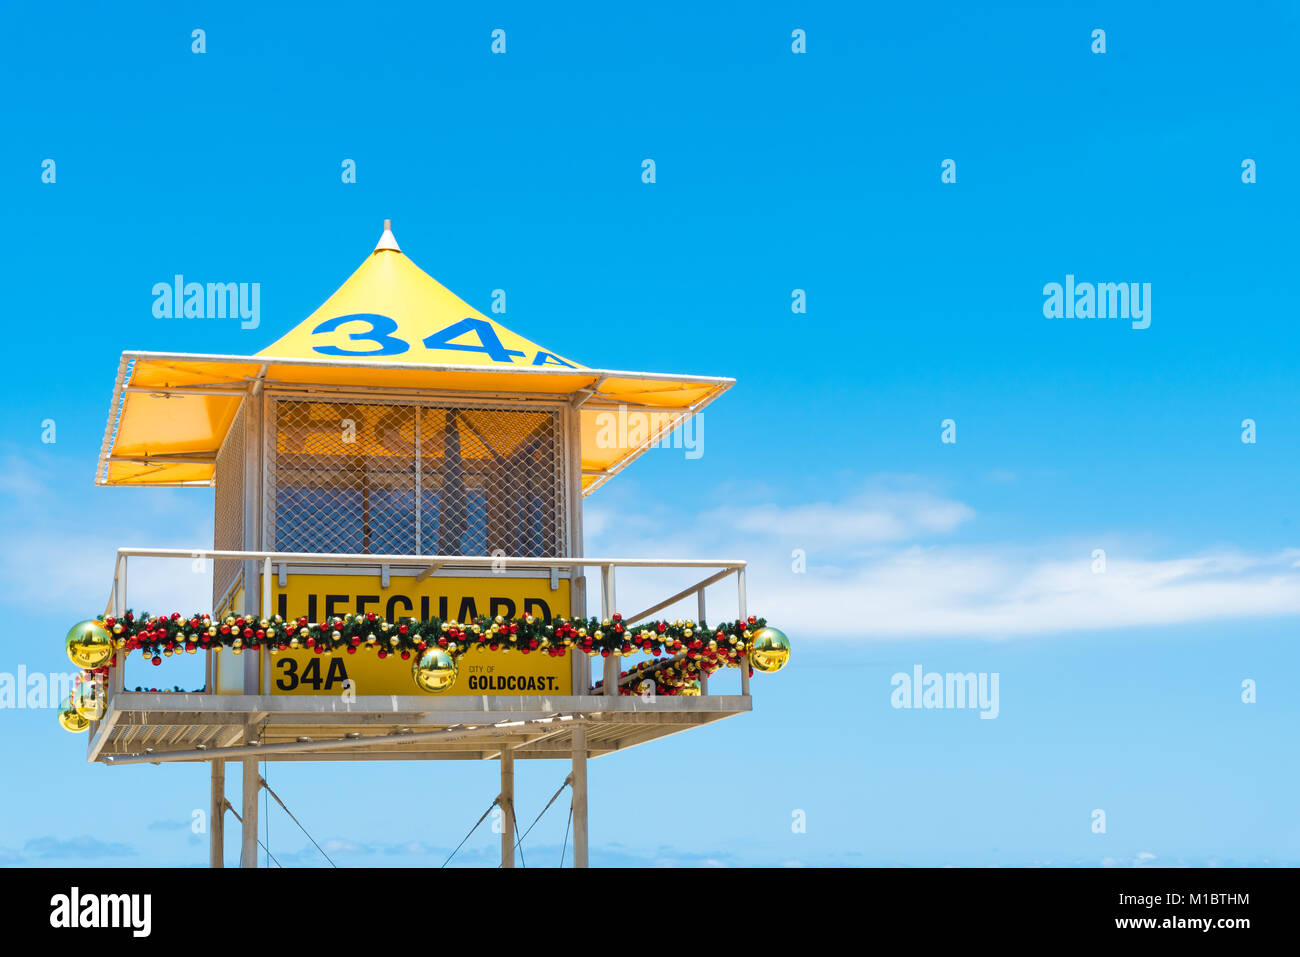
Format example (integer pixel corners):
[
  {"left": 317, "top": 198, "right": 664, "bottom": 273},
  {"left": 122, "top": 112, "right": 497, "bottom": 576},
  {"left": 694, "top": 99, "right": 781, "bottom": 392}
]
[
  {"left": 271, "top": 573, "right": 569, "bottom": 624},
  {"left": 268, "top": 573, "right": 572, "bottom": 697}
]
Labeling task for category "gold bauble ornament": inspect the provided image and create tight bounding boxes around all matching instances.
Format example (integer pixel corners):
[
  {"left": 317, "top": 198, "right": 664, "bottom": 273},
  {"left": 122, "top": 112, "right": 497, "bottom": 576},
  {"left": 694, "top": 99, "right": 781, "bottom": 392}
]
[
  {"left": 681, "top": 680, "right": 702, "bottom": 696},
  {"left": 65, "top": 620, "right": 113, "bottom": 669},
  {"left": 59, "top": 699, "right": 90, "bottom": 733},
  {"left": 74, "top": 678, "right": 106, "bottom": 721},
  {"left": 412, "top": 648, "right": 458, "bottom": 693},
  {"left": 748, "top": 627, "right": 791, "bottom": 673}
]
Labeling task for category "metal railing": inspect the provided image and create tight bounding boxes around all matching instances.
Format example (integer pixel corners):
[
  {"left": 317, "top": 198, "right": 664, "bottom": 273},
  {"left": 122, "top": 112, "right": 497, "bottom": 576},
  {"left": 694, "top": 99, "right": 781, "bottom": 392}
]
[{"left": 105, "top": 547, "right": 749, "bottom": 703}]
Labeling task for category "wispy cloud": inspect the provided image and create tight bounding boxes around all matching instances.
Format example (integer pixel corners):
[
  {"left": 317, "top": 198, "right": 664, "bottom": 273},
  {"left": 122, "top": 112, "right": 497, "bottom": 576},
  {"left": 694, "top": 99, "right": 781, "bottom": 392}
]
[
  {"left": 705, "top": 490, "right": 975, "bottom": 549},
  {"left": 0, "top": 448, "right": 213, "bottom": 618},
  {"left": 587, "top": 482, "right": 1300, "bottom": 638},
  {"left": 23, "top": 835, "right": 138, "bottom": 859}
]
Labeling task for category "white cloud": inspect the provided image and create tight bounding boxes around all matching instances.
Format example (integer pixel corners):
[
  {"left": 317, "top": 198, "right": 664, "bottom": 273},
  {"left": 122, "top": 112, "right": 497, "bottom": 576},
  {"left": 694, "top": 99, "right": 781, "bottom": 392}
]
[
  {"left": 0, "top": 450, "right": 213, "bottom": 620},
  {"left": 705, "top": 491, "right": 975, "bottom": 548},
  {"left": 586, "top": 485, "right": 1300, "bottom": 638}
]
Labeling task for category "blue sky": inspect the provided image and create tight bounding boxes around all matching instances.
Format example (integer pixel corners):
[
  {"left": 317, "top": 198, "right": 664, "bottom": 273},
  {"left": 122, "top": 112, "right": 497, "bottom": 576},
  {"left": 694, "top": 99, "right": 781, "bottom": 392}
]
[{"left": 1, "top": 1, "right": 1297, "bottom": 866}]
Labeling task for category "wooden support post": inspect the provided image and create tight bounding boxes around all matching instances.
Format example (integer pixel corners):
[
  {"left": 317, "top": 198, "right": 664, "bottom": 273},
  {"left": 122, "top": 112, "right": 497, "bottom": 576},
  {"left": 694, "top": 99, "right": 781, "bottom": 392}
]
[
  {"left": 209, "top": 759, "right": 225, "bottom": 868},
  {"left": 500, "top": 749, "right": 515, "bottom": 868},
  {"left": 239, "top": 741, "right": 259, "bottom": 868},
  {"left": 571, "top": 725, "right": 588, "bottom": 867}
]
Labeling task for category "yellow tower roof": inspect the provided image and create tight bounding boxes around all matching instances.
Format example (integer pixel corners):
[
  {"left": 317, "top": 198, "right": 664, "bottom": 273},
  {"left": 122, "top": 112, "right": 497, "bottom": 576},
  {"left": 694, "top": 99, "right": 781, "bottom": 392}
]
[{"left": 97, "top": 222, "right": 732, "bottom": 493}]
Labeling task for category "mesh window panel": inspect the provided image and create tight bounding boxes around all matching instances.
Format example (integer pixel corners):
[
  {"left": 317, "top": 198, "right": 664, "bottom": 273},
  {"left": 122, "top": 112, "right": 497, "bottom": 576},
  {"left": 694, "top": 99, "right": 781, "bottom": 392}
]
[
  {"left": 267, "top": 400, "right": 416, "bottom": 554},
  {"left": 212, "top": 401, "right": 246, "bottom": 608},
  {"left": 418, "top": 406, "right": 565, "bottom": 557},
  {"left": 267, "top": 399, "right": 566, "bottom": 557}
]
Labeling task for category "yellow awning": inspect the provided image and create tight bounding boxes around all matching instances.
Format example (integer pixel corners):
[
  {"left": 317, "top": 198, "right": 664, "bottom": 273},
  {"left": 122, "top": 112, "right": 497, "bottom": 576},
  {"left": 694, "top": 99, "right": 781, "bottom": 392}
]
[{"left": 97, "top": 223, "right": 732, "bottom": 494}]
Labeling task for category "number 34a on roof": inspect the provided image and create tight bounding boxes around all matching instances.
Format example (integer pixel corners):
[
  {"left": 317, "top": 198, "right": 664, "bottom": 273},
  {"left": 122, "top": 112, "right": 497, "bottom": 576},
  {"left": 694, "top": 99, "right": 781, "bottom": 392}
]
[{"left": 309, "top": 313, "right": 577, "bottom": 367}]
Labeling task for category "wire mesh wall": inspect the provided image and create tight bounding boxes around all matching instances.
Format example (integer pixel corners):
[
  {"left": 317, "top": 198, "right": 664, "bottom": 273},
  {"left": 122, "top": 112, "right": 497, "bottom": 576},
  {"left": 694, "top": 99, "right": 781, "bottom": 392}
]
[
  {"left": 212, "top": 400, "right": 246, "bottom": 608},
  {"left": 264, "top": 397, "right": 568, "bottom": 557}
]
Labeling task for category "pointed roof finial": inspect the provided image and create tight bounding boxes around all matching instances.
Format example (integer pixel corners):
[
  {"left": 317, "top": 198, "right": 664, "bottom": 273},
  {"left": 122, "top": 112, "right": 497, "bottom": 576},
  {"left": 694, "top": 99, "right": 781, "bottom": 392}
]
[{"left": 374, "top": 219, "right": 401, "bottom": 254}]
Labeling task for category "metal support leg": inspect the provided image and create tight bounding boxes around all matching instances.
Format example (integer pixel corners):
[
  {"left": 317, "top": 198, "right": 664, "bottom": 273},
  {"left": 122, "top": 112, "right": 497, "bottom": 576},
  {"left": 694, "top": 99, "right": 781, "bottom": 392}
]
[
  {"left": 239, "top": 756, "right": 259, "bottom": 868},
  {"left": 571, "top": 725, "right": 588, "bottom": 868},
  {"left": 209, "top": 759, "right": 225, "bottom": 868},
  {"left": 500, "top": 750, "right": 515, "bottom": 868}
]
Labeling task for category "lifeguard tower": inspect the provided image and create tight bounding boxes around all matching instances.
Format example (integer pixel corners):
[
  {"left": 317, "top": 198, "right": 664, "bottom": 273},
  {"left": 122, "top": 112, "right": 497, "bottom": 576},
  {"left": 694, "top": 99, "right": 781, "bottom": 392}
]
[{"left": 62, "top": 222, "right": 789, "bottom": 867}]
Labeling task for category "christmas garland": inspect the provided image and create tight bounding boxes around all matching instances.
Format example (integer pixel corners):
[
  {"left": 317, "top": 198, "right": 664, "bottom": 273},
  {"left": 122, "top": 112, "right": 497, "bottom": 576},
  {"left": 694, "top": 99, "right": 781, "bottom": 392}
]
[
  {"left": 98, "top": 611, "right": 767, "bottom": 686},
  {"left": 594, "top": 653, "right": 730, "bottom": 697}
]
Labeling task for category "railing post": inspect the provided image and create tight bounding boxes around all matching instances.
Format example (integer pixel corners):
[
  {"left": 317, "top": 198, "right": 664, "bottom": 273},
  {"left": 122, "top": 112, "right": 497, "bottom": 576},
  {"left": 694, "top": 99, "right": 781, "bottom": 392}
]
[
  {"left": 114, "top": 554, "right": 127, "bottom": 617},
  {"left": 601, "top": 565, "right": 618, "bottom": 696},
  {"left": 697, "top": 587, "right": 708, "bottom": 695},
  {"left": 600, "top": 564, "right": 615, "bottom": 619},
  {"left": 602, "top": 655, "right": 618, "bottom": 696},
  {"left": 261, "top": 557, "right": 272, "bottom": 695},
  {"left": 737, "top": 567, "right": 750, "bottom": 696},
  {"left": 570, "top": 567, "right": 584, "bottom": 694}
]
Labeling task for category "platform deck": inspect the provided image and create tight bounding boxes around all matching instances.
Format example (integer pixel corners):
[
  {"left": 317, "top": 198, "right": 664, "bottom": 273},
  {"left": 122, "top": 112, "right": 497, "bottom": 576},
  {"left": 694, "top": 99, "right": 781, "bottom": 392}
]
[{"left": 87, "top": 693, "right": 751, "bottom": 764}]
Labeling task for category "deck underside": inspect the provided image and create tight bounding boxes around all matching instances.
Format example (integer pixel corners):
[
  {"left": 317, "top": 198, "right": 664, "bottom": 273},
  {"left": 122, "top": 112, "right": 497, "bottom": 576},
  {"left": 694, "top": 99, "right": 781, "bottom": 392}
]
[{"left": 87, "top": 694, "right": 751, "bottom": 763}]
